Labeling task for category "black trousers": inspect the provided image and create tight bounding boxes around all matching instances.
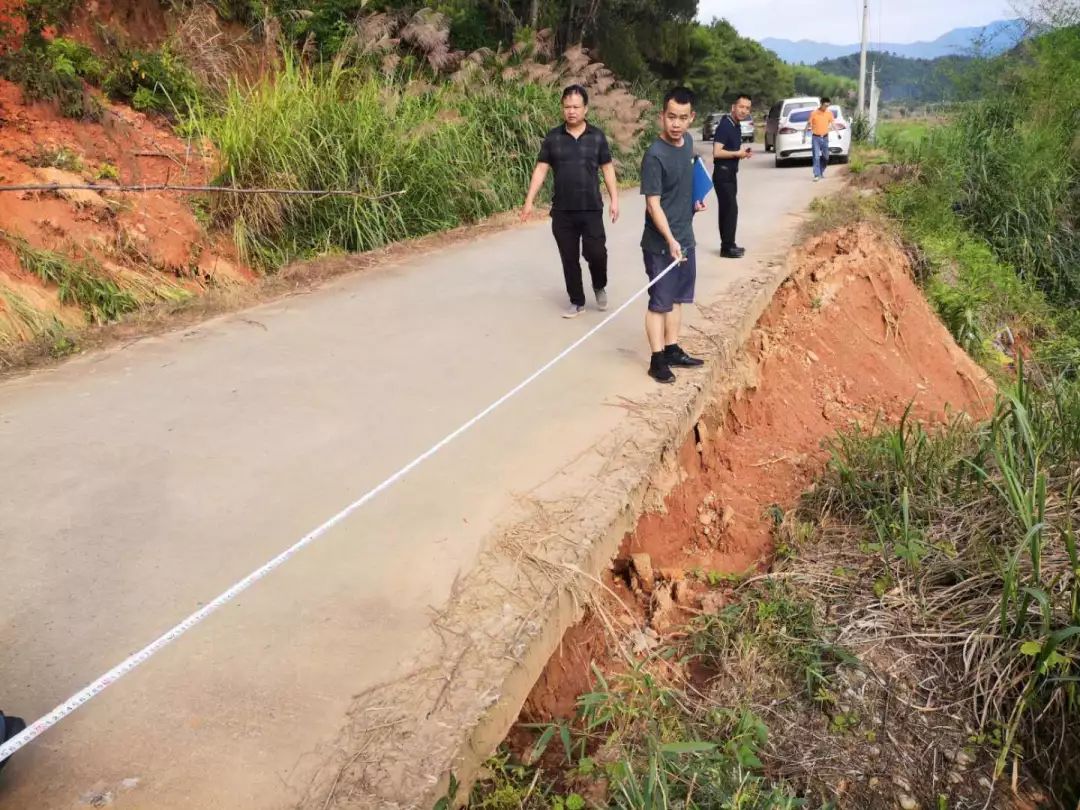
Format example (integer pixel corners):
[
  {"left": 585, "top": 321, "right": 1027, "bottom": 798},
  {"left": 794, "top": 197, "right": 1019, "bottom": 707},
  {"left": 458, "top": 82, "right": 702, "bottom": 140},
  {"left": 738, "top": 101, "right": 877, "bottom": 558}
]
[
  {"left": 713, "top": 172, "right": 739, "bottom": 250},
  {"left": 551, "top": 210, "right": 608, "bottom": 306}
]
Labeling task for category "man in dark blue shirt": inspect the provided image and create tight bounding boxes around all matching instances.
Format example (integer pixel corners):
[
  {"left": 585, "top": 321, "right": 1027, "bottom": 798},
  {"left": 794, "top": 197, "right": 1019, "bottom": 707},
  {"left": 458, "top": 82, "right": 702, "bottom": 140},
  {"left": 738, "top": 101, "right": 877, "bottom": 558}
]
[
  {"left": 522, "top": 85, "right": 619, "bottom": 319},
  {"left": 711, "top": 93, "right": 754, "bottom": 258}
]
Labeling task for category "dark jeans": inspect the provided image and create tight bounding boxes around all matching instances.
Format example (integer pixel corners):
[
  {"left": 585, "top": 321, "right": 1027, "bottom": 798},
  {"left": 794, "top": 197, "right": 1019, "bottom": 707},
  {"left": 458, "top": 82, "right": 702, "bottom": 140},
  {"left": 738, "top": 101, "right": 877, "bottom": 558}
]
[
  {"left": 551, "top": 210, "right": 608, "bottom": 306},
  {"left": 713, "top": 172, "right": 738, "bottom": 251},
  {"left": 812, "top": 134, "right": 830, "bottom": 178}
]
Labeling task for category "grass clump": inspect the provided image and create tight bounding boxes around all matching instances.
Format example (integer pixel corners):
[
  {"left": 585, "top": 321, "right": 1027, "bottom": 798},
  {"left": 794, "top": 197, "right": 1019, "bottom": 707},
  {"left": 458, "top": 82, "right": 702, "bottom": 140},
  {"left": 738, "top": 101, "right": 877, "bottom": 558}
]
[
  {"left": 96, "top": 163, "right": 121, "bottom": 182},
  {"left": 28, "top": 145, "right": 85, "bottom": 173},
  {"left": 471, "top": 662, "right": 803, "bottom": 809},
  {"left": 189, "top": 55, "right": 647, "bottom": 268},
  {"left": 3, "top": 235, "right": 138, "bottom": 324}
]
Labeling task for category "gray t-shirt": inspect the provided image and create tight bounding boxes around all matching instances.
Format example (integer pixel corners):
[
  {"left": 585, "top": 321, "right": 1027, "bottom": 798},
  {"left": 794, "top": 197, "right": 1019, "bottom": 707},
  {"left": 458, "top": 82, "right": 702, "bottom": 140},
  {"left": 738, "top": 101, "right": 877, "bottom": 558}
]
[{"left": 640, "top": 134, "right": 696, "bottom": 254}]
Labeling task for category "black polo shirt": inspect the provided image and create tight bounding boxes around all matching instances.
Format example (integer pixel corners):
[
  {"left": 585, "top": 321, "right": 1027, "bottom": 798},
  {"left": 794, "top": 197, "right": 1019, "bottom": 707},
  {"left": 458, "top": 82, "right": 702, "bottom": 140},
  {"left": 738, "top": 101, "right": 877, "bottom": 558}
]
[
  {"left": 713, "top": 114, "right": 742, "bottom": 178},
  {"left": 537, "top": 123, "right": 613, "bottom": 212}
]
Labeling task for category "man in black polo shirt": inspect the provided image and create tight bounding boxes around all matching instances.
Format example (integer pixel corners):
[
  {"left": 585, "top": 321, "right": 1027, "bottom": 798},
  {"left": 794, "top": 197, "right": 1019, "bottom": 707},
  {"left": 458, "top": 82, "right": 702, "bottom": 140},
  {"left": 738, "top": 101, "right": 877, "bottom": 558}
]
[
  {"left": 522, "top": 85, "right": 619, "bottom": 318},
  {"left": 712, "top": 93, "right": 753, "bottom": 258}
]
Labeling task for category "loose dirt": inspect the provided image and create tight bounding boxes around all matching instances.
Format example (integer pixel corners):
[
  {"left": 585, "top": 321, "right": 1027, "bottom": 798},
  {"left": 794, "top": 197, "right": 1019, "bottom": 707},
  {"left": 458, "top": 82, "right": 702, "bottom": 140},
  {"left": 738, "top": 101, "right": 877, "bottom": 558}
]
[
  {"left": 516, "top": 221, "right": 995, "bottom": 730},
  {"left": 0, "top": 77, "right": 252, "bottom": 342}
]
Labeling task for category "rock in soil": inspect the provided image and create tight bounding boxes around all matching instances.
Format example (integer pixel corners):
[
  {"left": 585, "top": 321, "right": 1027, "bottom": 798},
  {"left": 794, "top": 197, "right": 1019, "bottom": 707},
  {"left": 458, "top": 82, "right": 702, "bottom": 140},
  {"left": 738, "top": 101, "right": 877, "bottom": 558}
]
[
  {"left": 630, "top": 553, "right": 655, "bottom": 593},
  {"left": 699, "top": 591, "right": 728, "bottom": 615},
  {"left": 650, "top": 583, "right": 677, "bottom": 632}
]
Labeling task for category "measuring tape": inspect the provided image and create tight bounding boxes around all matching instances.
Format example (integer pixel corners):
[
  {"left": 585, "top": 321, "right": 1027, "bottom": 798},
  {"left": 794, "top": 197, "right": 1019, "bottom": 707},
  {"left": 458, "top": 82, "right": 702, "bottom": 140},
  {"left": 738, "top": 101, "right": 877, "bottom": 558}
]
[{"left": 0, "top": 253, "right": 686, "bottom": 761}]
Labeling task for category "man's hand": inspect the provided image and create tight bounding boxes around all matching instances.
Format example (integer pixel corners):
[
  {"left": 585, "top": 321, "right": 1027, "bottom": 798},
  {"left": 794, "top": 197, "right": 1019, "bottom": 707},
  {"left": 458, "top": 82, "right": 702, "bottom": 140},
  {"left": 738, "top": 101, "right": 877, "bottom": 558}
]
[
  {"left": 741, "top": 146, "right": 753, "bottom": 159},
  {"left": 520, "top": 200, "right": 534, "bottom": 223},
  {"left": 667, "top": 239, "right": 683, "bottom": 263},
  {"left": 610, "top": 199, "right": 620, "bottom": 224},
  {"left": 694, "top": 200, "right": 707, "bottom": 212}
]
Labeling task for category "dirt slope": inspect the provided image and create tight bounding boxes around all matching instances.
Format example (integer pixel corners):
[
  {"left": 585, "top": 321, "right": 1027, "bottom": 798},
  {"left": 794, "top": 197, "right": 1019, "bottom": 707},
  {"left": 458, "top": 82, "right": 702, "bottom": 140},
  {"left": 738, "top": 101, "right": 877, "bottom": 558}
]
[
  {"left": 518, "top": 220, "right": 995, "bottom": 732},
  {"left": 0, "top": 78, "right": 252, "bottom": 347}
]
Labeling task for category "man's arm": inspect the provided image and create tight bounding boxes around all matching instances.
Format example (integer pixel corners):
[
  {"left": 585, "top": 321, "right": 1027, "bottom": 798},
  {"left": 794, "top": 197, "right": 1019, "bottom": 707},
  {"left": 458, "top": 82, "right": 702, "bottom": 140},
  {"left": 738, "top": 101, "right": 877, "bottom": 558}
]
[
  {"left": 521, "top": 162, "right": 550, "bottom": 222},
  {"left": 713, "top": 145, "right": 750, "bottom": 159},
  {"left": 645, "top": 195, "right": 682, "bottom": 261},
  {"left": 601, "top": 161, "right": 619, "bottom": 223}
]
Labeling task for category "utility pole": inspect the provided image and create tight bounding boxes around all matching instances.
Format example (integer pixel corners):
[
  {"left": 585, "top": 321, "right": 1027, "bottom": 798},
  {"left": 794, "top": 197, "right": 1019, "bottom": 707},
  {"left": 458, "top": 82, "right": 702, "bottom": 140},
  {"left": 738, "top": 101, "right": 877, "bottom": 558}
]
[{"left": 857, "top": 0, "right": 869, "bottom": 118}]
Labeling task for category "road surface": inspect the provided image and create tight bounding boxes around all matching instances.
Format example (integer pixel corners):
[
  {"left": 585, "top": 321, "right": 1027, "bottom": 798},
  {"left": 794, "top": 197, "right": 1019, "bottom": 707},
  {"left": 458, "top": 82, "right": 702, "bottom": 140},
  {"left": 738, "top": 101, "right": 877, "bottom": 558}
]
[{"left": 0, "top": 143, "right": 827, "bottom": 807}]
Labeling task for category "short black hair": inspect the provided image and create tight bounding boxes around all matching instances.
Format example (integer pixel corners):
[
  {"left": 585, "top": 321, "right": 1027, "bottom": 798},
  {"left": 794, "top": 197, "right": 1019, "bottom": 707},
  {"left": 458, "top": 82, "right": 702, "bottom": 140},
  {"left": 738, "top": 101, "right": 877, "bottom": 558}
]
[
  {"left": 562, "top": 84, "right": 589, "bottom": 106},
  {"left": 820, "top": 96, "right": 832, "bottom": 105},
  {"left": 732, "top": 93, "right": 751, "bottom": 104},
  {"left": 663, "top": 86, "right": 695, "bottom": 110}
]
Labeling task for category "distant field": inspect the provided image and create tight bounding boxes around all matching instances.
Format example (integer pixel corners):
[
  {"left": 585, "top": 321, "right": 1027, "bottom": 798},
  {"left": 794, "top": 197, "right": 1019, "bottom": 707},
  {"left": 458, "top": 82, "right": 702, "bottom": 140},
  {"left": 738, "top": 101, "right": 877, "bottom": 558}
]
[{"left": 876, "top": 117, "right": 945, "bottom": 149}]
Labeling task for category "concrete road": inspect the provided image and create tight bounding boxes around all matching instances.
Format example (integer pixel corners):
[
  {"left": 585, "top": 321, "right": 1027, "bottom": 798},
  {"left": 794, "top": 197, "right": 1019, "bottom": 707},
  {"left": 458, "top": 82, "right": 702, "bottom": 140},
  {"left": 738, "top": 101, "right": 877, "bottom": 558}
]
[{"left": 0, "top": 140, "right": 827, "bottom": 807}]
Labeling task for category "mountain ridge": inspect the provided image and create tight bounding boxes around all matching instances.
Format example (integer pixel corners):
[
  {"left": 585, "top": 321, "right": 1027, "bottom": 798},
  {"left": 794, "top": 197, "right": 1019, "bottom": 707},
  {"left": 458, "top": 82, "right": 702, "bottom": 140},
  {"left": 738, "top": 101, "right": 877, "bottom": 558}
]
[{"left": 761, "top": 18, "right": 1025, "bottom": 64}]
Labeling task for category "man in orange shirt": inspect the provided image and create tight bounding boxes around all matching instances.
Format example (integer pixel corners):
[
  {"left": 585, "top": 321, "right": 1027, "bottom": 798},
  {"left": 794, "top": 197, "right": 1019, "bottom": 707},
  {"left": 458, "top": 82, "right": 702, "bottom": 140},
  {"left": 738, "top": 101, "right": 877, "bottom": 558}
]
[{"left": 807, "top": 97, "right": 837, "bottom": 181}]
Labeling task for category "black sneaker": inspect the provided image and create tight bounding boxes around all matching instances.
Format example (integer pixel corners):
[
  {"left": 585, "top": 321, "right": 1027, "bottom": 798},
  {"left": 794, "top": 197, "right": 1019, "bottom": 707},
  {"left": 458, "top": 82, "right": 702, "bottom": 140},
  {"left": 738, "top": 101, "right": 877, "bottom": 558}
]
[
  {"left": 720, "top": 246, "right": 746, "bottom": 259},
  {"left": 648, "top": 357, "right": 676, "bottom": 384},
  {"left": 0, "top": 712, "right": 26, "bottom": 773},
  {"left": 665, "top": 344, "right": 704, "bottom": 367}
]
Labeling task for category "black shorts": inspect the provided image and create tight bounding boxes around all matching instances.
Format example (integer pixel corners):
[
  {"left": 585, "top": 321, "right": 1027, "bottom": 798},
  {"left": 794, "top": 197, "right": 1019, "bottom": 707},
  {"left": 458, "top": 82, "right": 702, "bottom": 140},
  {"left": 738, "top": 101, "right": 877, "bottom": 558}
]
[{"left": 643, "top": 247, "right": 696, "bottom": 313}]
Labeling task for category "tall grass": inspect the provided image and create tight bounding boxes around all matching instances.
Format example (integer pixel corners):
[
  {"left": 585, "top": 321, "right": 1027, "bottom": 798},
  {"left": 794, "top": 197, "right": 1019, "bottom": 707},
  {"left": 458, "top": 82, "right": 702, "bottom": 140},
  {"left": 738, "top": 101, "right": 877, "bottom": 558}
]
[
  {"left": 886, "top": 27, "right": 1080, "bottom": 306},
  {"left": 189, "top": 55, "right": 645, "bottom": 268},
  {"left": 804, "top": 374, "right": 1080, "bottom": 800}
]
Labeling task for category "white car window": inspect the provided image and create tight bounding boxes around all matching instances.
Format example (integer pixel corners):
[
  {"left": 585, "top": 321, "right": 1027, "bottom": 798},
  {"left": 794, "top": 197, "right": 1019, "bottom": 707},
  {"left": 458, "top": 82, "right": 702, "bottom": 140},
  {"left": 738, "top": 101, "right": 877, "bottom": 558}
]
[{"left": 782, "top": 101, "right": 816, "bottom": 118}]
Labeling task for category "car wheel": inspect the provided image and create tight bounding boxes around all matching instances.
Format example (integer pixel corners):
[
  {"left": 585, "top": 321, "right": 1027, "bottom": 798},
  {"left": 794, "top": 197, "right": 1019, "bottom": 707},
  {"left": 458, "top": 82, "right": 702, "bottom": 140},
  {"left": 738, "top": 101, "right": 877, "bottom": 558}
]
[
  {"left": 837, "top": 155, "right": 849, "bottom": 164},
  {"left": 774, "top": 155, "right": 785, "bottom": 168}
]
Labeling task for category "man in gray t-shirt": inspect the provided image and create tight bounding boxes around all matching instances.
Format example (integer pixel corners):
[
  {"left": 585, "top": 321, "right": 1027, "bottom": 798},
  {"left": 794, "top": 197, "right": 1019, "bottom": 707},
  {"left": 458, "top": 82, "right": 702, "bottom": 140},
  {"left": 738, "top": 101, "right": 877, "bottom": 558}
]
[{"left": 640, "top": 86, "right": 707, "bottom": 384}]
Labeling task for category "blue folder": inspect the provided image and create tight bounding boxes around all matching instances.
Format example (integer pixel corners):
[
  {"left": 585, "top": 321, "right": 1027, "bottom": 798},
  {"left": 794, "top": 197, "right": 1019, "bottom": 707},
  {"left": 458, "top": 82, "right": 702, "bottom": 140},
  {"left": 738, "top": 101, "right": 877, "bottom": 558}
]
[{"left": 693, "top": 155, "right": 712, "bottom": 206}]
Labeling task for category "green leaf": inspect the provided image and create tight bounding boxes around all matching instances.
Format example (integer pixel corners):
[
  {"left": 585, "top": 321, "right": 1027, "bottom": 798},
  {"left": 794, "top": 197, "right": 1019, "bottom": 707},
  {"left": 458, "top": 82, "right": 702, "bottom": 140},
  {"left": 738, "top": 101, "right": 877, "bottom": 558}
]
[
  {"left": 528, "top": 725, "right": 556, "bottom": 764},
  {"left": 559, "top": 723, "right": 574, "bottom": 762},
  {"left": 740, "top": 751, "right": 764, "bottom": 769},
  {"left": 1020, "top": 640, "right": 1042, "bottom": 656},
  {"left": 565, "top": 794, "right": 586, "bottom": 810}
]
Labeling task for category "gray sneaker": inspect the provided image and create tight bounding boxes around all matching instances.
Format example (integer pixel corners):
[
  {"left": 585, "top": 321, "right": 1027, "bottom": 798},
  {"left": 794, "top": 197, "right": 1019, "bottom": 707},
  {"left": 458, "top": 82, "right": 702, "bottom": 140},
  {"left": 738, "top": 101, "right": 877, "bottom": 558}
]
[
  {"left": 594, "top": 288, "right": 608, "bottom": 311},
  {"left": 562, "top": 304, "right": 585, "bottom": 319}
]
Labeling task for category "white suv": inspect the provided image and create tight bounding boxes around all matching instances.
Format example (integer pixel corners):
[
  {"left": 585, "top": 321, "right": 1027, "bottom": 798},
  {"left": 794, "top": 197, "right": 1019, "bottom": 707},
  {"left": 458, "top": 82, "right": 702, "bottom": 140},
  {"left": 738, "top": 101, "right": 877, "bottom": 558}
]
[
  {"left": 764, "top": 96, "right": 819, "bottom": 153},
  {"left": 773, "top": 105, "right": 851, "bottom": 167}
]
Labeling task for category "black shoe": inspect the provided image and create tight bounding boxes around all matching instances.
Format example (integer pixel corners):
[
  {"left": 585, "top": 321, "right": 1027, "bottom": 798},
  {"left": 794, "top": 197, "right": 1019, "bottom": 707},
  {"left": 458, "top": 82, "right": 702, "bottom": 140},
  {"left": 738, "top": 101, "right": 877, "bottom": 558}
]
[
  {"left": 648, "top": 357, "right": 676, "bottom": 384},
  {"left": 720, "top": 246, "right": 746, "bottom": 259},
  {"left": 0, "top": 712, "right": 26, "bottom": 773},
  {"left": 665, "top": 344, "right": 704, "bottom": 367}
]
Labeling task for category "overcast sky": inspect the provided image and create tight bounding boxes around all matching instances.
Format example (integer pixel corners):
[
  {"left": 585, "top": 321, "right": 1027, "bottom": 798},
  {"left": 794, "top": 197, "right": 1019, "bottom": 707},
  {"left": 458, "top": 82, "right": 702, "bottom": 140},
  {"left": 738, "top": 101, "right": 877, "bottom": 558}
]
[{"left": 697, "top": 0, "right": 1015, "bottom": 44}]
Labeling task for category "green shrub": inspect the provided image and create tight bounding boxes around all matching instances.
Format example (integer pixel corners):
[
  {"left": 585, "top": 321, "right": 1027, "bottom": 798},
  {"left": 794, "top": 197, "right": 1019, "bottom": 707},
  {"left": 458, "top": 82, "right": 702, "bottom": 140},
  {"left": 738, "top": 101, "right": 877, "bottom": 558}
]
[
  {"left": 1, "top": 37, "right": 104, "bottom": 119},
  {"left": 103, "top": 46, "right": 200, "bottom": 117}
]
